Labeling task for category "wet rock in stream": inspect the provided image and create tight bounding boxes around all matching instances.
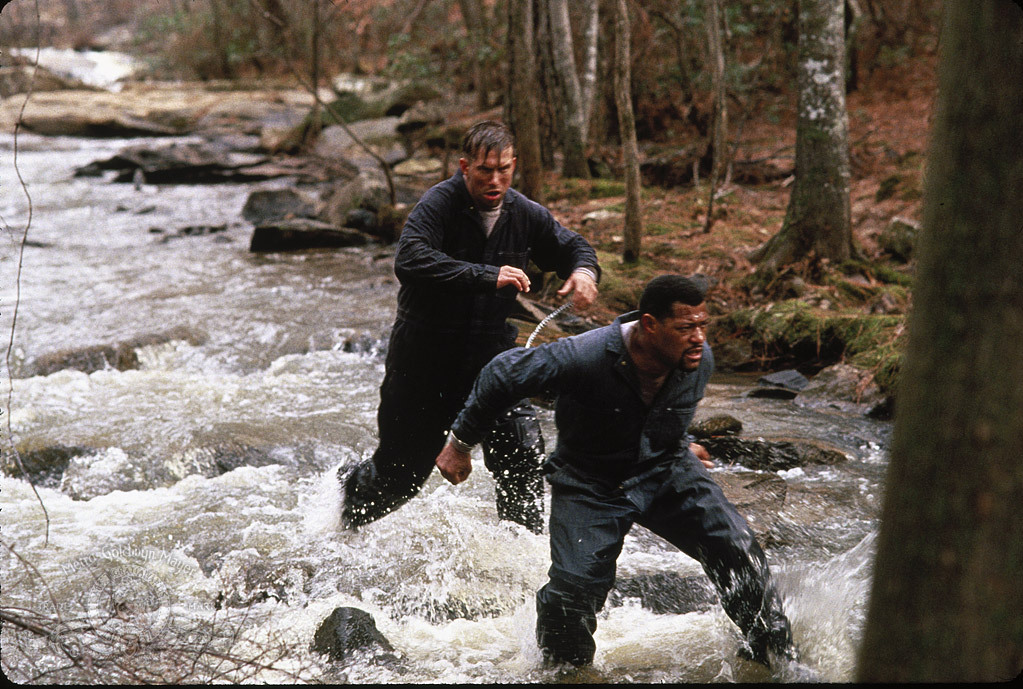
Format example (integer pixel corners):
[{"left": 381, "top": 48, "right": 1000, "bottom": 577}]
[
  {"left": 0, "top": 444, "right": 94, "bottom": 488},
  {"left": 241, "top": 188, "right": 318, "bottom": 225},
  {"left": 313, "top": 606, "right": 404, "bottom": 670},
  {"left": 21, "top": 326, "right": 206, "bottom": 378},
  {"left": 703, "top": 436, "right": 847, "bottom": 471},
  {"left": 609, "top": 572, "right": 718, "bottom": 614},
  {"left": 249, "top": 218, "right": 370, "bottom": 252}
]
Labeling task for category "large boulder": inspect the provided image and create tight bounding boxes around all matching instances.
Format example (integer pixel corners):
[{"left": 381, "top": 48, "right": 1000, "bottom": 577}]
[
  {"left": 878, "top": 215, "right": 921, "bottom": 262},
  {"left": 249, "top": 218, "right": 369, "bottom": 252},
  {"left": 320, "top": 172, "right": 392, "bottom": 223},
  {"left": 794, "top": 363, "right": 889, "bottom": 416},
  {"left": 0, "top": 85, "right": 318, "bottom": 139},
  {"left": 74, "top": 141, "right": 271, "bottom": 183},
  {"left": 313, "top": 119, "right": 403, "bottom": 162},
  {"left": 241, "top": 188, "right": 318, "bottom": 225}
]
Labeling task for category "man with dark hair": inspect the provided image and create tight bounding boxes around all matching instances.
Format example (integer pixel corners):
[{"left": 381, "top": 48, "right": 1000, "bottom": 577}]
[
  {"left": 340, "top": 120, "right": 600, "bottom": 534},
  {"left": 435, "top": 274, "right": 798, "bottom": 669}
]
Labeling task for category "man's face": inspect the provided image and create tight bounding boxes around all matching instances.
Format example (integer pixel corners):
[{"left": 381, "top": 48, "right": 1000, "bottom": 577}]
[
  {"left": 646, "top": 302, "right": 710, "bottom": 371},
  {"left": 460, "top": 146, "right": 516, "bottom": 210}
]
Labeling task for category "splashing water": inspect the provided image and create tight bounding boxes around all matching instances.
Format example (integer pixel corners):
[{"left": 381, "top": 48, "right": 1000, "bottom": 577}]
[{"left": 1, "top": 134, "right": 890, "bottom": 683}]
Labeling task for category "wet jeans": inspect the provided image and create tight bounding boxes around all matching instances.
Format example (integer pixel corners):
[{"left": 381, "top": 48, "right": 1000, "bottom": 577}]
[
  {"left": 536, "top": 452, "right": 793, "bottom": 665},
  {"left": 341, "top": 321, "right": 545, "bottom": 533}
]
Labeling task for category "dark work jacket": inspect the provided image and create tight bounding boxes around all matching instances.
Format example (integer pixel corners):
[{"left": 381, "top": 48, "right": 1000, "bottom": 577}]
[
  {"left": 393, "top": 171, "right": 600, "bottom": 345},
  {"left": 451, "top": 311, "right": 714, "bottom": 486}
]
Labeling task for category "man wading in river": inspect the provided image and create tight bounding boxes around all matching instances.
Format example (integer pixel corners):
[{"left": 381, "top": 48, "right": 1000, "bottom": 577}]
[
  {"left": 435, "top": 274, "right": 799, "bottom": 669},
  {"left": 339, "top": 120, "right": 600, "bottom": 533}
]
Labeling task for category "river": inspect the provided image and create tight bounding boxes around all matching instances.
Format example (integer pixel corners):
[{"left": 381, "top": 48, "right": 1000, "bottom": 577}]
[{"left": 0, "top": 130, "right": 891, "bottom": 683}]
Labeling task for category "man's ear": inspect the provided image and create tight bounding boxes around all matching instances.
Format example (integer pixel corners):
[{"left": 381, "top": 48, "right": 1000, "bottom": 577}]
[
  {"left": 639, "top": 313, "right": 659, "bottom": 333},
  {"left": 458, "top": 157, "right": 469, "bottom": 174}
]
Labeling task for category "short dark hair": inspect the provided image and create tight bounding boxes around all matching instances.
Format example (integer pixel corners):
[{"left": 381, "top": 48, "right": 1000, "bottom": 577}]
[
  {"left": 462, "top": 120, "right": 516, "bottom": 161},
  {"left": 639, "top": 274, "right": 707, "bottom": 320}
]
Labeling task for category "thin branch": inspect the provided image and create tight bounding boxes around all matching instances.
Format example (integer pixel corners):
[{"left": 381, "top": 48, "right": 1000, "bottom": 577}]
[{"left": 2, "top": 0, "right": 50, "bottom": 545}]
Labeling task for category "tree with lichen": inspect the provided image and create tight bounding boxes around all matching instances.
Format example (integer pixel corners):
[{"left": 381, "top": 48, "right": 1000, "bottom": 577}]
[
  {"left": 857, "top": 0, "right": 1023, "bottom": 682},
  {"left": 751, "top": 0, "right": 852, "bottom": 275},
  {"left": 613, "top": 0, "right": 642, "bottom": 263}
]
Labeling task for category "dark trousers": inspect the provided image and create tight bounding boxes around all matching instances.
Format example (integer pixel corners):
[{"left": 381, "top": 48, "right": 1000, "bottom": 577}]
[
  {"left": 342, "top": 321, "right": 545, "bottom": 533},
  {"left": 536, "top": 454, "right": 793, "bottom": 666}
]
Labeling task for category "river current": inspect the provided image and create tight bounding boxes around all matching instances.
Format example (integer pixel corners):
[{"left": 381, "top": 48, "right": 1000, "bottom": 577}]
[{"left": 1, "top": 132, "right": 891, "bottom": 683}]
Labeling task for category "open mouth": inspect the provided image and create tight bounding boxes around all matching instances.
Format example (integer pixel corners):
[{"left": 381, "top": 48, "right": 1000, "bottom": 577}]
[{"left": 683, "top": 348, "right": 703, "bottom": 365}]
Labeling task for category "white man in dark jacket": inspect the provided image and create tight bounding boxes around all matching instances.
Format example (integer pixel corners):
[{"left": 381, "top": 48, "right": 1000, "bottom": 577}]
[{"left": 340, "top": 120, "right": 600, "bottom": 534}]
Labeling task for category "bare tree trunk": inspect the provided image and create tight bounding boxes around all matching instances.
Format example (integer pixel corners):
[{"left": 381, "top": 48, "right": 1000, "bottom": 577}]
[
  {"left": 508, "top": 0, "right": 545, "bottom": 203},
  {"left": 533, "top": 0, "right": 559, "bottom": 169},
  {"left": 857, "top": 2, "right": 1023, "bottom": 680},
  {"left": 702, "top": 0, "right": 727, "bottom": 233},
  {"left": 304, "top": 0, "right": 323, "bottom": 149},
  {"left": 547, "top": 0, "right": 590, "bottom": 178},
  {"left": 751, "top": 0, "right": 851, "bottom": 274},
  {"left": 458, "top": 0, "right": 490, "bottom": 110},
  {"left": 579, "top": 0, "right": 599, "bottom": 133},
  {"left": 209, "top": 0, "right": 233, "bottom": 78},
  {"left": 614, "top": 0, "right": 642, "bottom": 263}
]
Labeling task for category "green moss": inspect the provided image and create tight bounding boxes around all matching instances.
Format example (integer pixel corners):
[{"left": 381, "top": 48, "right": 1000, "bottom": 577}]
[
  {"left": 589, "top": 179, "right": 626, "bottom": 199},
  {"left": 719, "top": 300, "right": 906, "bottom": 394},
  {"left": 593, "top": 250, "right": 659, "bottom": 311}
]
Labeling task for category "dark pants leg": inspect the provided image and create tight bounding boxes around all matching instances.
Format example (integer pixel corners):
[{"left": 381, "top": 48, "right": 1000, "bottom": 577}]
[
  {"left": 639, "top": 456, "right": 794, "bottom": 661},
  {"left": 535, "top": 456, "right": 794, "bottom": 667},
  {"left": 343, "top": 323, "right": 546, "bottom": 531},
  {"left": 482, "top": 401, "right": 546, "bottom": 534},
  {"left": 535, "top": 470, "right": 635, "bottom": 666},
  {"left": 341, "top": 350, "right": 458, "bottom": 528}
]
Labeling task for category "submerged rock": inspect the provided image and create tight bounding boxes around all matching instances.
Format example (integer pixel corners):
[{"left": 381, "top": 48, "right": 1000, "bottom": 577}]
[
  {"left": 60, "top": 447, "right": 150, "bottom": 499},
  {"left": 703, "top": 436, "right": 847, "bottom": 471},
  {"left": 1, "top": 444, "right": 93, "bottom": 488},
  {"left": 610, "top": 572, "right": 718, "bottom": 615},
  {"left": 22, "top": 327, "right": 206, "bottom": 378}
]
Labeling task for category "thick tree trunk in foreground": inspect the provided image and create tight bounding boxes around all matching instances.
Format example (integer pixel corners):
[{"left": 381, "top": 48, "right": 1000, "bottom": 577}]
[
  {"left": 613, "top": 0, "right": 641, "bottom": 263},
  {"left": 507, "top": 0, "right": 545, "bottom": 203},
  {"left": 857, "top": 1, "right": 1023, "bottom": 682},
  {"left": 752, "top": 0, "right": 851, "bottom": 272}
]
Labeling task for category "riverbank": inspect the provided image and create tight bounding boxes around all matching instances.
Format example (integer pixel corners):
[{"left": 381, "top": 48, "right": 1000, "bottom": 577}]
[{"left": 1, "top": 47, "right": 934, "bottom": 411}]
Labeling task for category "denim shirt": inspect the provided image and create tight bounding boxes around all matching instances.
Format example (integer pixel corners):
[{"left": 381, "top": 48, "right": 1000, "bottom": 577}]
[
  {"left": 451, "top": 311, "right": 714, "bottom": 486},
  {"left": 393, "top": 171, "right": 600, "bottom": 341}
]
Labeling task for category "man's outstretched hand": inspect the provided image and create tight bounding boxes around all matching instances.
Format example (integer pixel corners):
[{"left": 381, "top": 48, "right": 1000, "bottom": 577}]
[
  {"left": 557, "top": 271, "right": 597, "bottom": 309},
  {"left": 436, "top": 442, "right": 473, "bottom": 484}
]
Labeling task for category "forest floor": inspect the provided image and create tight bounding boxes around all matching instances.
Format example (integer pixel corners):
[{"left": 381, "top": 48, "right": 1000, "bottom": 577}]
[{"left": 516, "top": 50, "right": 938, "bottom": 394}]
